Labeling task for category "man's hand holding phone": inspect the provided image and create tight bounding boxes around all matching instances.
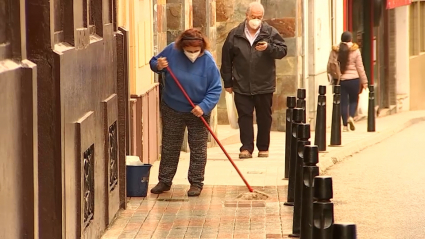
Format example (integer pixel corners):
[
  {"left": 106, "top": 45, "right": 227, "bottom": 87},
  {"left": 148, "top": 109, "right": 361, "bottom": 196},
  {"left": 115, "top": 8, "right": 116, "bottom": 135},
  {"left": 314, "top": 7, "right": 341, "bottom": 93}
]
[{"left": 255, "top": 41, "right": 268, "bottom": 51}]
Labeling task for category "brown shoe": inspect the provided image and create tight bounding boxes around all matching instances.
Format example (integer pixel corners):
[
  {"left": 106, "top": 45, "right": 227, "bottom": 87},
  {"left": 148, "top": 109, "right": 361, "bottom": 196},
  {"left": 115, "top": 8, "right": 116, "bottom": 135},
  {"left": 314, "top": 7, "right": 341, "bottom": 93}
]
[
  {"left": 150, "top": 182, "right": 171, "bottom": 194},
  {"left": 239, "top": 150, "right": 253, "bottom": 159},
  {"left": 348, "top": 117, "right": 356, "bottom": 131},
  {"left": 187, "top": 185, "right": 202, "bottom": 197},
  {"left": 258, "top": 151, "right": 269, "bottom": 158}
]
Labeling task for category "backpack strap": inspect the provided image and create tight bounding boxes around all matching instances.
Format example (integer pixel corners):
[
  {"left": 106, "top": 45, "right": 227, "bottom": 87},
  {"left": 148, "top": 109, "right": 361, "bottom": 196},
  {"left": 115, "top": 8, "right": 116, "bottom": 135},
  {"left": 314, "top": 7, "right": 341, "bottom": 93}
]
[{"left": 335, "top": 61, "right": 341, "bottom": 86}]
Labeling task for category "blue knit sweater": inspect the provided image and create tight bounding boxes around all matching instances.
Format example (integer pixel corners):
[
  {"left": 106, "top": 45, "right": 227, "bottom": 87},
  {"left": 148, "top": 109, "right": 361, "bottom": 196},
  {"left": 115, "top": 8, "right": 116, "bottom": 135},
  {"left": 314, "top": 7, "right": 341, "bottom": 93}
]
[{"left": 149, "top": 43, "right": 222, "bottom": 115}]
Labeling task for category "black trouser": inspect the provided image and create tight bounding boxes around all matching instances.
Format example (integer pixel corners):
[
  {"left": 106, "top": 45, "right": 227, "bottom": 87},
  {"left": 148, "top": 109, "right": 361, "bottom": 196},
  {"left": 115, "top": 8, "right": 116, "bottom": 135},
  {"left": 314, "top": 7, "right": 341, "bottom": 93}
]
[{"left": 234, "top": 92, "right": 273, "bottom": 153}]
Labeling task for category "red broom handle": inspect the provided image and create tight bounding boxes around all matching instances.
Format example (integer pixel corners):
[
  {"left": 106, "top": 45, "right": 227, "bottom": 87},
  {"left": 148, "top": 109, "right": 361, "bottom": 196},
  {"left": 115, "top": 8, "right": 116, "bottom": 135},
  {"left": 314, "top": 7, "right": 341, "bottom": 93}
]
[{"left": 166, "top": 66, "right": 254, "bottom": 192}]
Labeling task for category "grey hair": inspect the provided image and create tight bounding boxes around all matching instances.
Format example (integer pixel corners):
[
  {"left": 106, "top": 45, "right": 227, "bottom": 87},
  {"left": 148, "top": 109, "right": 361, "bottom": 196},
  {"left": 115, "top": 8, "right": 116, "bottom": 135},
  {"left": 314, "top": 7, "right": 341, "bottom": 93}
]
[{"left": 246, "top": 2, "right": 265, "bottom": 15}]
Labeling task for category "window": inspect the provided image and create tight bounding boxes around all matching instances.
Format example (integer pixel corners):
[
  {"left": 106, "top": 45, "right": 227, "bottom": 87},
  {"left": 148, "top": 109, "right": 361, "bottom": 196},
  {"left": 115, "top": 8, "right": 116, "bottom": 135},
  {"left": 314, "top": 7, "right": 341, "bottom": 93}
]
[{"left": 410, "top": 0, "right": 425, "bottom": 56}]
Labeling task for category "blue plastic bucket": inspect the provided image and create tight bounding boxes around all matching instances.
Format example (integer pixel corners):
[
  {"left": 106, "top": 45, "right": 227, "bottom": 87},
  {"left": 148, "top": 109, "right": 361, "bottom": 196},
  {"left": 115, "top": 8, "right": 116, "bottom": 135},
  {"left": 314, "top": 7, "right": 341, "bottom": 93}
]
[{"left": 126, "top": 163, "right": 152, "bottom": 197}]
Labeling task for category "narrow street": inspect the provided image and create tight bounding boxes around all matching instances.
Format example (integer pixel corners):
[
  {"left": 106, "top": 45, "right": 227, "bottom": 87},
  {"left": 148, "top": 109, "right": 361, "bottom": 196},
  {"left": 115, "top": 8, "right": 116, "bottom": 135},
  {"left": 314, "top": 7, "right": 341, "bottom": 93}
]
[
  {"left": 101, "top": 114, "right": 425, "bottom": 239},
  {"left": 329, "top": 121, "right": 425, "bottom": 239}
]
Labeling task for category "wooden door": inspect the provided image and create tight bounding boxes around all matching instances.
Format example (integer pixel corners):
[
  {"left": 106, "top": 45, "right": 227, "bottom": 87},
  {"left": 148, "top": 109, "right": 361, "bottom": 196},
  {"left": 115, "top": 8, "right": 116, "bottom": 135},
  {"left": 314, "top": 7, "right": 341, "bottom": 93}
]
[{"left": 0, "top": 0, "right": 38, "bottom": 238}]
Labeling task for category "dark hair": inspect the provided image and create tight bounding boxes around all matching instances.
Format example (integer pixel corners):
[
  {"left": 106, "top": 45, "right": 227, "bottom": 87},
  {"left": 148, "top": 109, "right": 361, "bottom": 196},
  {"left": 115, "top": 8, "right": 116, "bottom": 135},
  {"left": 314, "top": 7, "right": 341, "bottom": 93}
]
[
  {"left": 338, "top": 31, "right": 353, "bottom": 73},
  {"left": 174, "top": 28, "right": 209, "bottom": 52}
]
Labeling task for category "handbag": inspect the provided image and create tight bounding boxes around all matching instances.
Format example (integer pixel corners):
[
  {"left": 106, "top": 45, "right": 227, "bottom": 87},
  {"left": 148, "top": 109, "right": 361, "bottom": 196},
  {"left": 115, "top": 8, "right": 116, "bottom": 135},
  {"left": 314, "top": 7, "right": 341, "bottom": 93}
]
[
  {"left": 357, "top": 87, "right": 369, "bottom": 116},
  {"left": 225, "top": 92, "right": 239, "bottom": 129}
]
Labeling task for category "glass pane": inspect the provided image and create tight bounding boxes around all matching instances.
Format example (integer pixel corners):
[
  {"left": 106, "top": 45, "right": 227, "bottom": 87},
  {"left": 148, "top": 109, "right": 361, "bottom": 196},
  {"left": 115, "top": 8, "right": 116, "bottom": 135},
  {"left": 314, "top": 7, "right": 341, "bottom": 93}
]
[
  {"left": 53, "top": 0, "right": 63, "bottom": 32},
  {"left": 351, "top": 0, "right": 364, "bottom": 49}
]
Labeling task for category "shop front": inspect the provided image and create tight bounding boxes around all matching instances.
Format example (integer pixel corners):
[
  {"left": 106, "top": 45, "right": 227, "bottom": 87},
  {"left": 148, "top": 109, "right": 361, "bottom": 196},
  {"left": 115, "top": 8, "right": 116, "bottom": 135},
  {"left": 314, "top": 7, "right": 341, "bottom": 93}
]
[{"left": 344, "top": 0, "right": 411, "bottom": 111}]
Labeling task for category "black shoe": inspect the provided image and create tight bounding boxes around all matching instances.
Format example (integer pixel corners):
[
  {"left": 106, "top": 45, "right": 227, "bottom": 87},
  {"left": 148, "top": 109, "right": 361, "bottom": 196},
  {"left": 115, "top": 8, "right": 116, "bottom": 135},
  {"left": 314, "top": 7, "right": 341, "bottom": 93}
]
[
  {"left": 150, "top": 182, "right": 171, "bottom": 194},
  {"left": 187, "top": 185, "right": 202, "bottom": 197}
]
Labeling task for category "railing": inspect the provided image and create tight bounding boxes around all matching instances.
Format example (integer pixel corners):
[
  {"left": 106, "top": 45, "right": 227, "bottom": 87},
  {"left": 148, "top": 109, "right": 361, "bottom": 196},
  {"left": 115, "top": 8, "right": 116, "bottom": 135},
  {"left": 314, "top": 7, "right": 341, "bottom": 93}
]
[{"left": 130, "top": 83, "right": 160, "bottom": 164}]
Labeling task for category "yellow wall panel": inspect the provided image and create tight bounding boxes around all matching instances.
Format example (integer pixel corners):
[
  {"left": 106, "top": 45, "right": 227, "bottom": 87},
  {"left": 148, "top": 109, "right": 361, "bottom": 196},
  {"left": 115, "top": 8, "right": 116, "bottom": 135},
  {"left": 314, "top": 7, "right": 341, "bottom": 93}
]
[
  {"left": 138, "top": 22, "right": 146, "bottom": 68},
  {"left": 136, "top": 65, "right": 154, "bottom": 94},
  {"left": 148, "top": 0, "right": 153, "bottom": 58},
  {"left": 145, "top": 21, "right": 152, "bottom": 63},
  {"left": 140, "top": 0, "right": 145, "bottom": 22},
  {"left": 129, "top": 0, "right": 136, "bottom": 94},
  {"left": 118, "top": 0, "right": 156, "bottom": 94}
]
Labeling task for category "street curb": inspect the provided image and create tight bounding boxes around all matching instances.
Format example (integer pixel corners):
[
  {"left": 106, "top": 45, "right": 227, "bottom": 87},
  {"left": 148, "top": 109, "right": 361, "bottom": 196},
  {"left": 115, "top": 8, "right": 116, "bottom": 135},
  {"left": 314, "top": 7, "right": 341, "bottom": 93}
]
[{"left": 317, "top": 116, "right": 425, "bottom": 175}]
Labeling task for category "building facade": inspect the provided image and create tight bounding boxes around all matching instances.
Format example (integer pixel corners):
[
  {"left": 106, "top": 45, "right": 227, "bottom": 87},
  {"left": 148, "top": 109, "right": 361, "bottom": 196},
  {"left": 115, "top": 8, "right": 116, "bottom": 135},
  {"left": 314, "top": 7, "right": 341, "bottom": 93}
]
[
  {"left": 306, "top": 0, "right": 345, "bottom": 128},
  {"left": 215, "top": 0, "right": 308, "bottom": 130},
  {"left": 406, "top": 0, "right": 425, "bottom": 110},
  {"left": 1, "top": 0, "right": 129, "bottom": 238},
  {"left": 344, "top": 0, "right": 425, "bottom": 114},
  {"left": 113, "top": 0, "right": 424, "bottom": 162},
  {"left": 215, "top": 0, "right": 347, "bottom": 130}
]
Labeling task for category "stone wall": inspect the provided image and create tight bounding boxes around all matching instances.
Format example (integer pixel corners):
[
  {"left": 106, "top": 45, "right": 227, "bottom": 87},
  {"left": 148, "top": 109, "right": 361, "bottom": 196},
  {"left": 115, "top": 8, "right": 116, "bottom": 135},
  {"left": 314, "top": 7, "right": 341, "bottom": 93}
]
[
  {"left": 215, "top": 0, "right": 261, "bottom": 125},
  {"left": 166, "top": 0, "right": 219, "bottom": 149},
  {"left": 155, "top": 0, "right": 168, "bottom": 53},
  {"left": 215, "top": 0, "right": 301, "bottom": 131},
  {"left": 191, "top": 0, "right": 219, "bottom": 146},
  {"left": 206, "top": 0, "right": 218, "bottom": 146},
  {"left": 167, "top": 0, "right": 193, "bottom": 44}
]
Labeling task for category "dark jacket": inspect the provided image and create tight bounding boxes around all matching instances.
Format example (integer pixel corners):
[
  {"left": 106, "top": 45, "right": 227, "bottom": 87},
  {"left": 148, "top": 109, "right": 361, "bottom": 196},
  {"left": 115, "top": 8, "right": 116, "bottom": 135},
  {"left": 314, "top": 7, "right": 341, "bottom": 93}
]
[{"left": 220, "top": 21, "right": 287, "bottom": 95}]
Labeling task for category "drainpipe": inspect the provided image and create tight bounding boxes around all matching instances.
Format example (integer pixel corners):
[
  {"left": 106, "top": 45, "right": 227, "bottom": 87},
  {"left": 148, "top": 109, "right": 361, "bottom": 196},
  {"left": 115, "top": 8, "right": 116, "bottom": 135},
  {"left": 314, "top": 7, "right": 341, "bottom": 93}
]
[
  {"left": 300, "top": 0, "right": 306, "bottom": 90},
  {"left": 306, "top": 0, "right": 316, "bottom": 125},
  {"left": 301, "top": 0, "right": 312, "bottom": 124}
]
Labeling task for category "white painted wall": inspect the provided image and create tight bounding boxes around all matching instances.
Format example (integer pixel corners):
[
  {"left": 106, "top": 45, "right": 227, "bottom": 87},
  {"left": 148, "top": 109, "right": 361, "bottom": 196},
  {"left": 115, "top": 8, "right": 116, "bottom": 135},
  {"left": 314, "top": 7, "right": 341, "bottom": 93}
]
[
  {"left": 117, "top": 0, "right": 156, "bottom": 95},
  {"left": 333, "top": 0, "right": 345, "bottom": 46},
  {"left": 301, "top": 0, "right": 310, "bottom": 122},
  {"left": 305, "top": 0, "right": 344, "bottom": 127},
  {"left": 395, "top": 6, "right": 410, "bottom": 105},
  {"left": 394, "top": 6, "right": 410, "bottom": 112}
]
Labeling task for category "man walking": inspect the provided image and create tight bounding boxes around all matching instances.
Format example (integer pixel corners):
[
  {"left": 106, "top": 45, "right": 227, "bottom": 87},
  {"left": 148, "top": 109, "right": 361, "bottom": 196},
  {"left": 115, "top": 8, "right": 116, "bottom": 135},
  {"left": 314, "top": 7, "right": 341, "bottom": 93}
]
[{"left": 220, "top": 2, "right": 287, "bottom": 159}]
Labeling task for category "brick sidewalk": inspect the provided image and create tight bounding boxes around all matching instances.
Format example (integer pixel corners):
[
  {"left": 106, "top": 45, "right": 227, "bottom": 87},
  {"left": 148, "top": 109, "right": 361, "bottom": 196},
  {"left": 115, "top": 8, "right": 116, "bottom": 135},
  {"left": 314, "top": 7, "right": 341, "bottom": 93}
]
[
  {"left": 101, "top": 110, "right": 425, "bottom": 239},
  {"left": 101, "top": 186, "right": 293, "bottom": 239}
]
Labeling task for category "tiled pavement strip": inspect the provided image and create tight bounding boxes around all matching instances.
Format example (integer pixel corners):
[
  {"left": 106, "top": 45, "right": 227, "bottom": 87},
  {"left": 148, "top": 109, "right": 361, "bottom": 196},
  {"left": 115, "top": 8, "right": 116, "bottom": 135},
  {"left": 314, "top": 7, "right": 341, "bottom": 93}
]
[{"left": 101, "top": 111, "right": 425, "bottom": 239}]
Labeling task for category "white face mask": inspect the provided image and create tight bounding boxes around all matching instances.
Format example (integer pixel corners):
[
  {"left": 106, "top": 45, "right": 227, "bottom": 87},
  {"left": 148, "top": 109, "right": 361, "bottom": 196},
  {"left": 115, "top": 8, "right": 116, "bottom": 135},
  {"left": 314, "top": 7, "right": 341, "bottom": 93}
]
[
  {"left": 184, "top": 51, "right": 201, "bottom": 63},
  {"left": 248, "top": 19, "right": 262, "bottom": 29}
]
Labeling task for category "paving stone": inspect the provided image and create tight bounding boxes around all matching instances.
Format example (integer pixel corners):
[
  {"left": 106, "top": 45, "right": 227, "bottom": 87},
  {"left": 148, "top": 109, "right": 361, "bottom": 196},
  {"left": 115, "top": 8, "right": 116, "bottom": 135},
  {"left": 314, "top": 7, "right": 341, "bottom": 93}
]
[
  {"left": 117, "top": 230, "right": 138, "bottom": 238},
  {"left": 266, "top": 234, "right": 283, "bottom": 238},
  {"left": 102, "top": 112, "right": 425, "bottom": 239}
]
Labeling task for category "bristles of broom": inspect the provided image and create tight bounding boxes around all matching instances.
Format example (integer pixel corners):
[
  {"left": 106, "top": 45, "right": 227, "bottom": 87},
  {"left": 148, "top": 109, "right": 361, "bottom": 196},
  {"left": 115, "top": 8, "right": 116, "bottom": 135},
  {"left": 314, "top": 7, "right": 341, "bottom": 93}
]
[{"left": 236, "top": 190, "right": 270, "bottom": 200}]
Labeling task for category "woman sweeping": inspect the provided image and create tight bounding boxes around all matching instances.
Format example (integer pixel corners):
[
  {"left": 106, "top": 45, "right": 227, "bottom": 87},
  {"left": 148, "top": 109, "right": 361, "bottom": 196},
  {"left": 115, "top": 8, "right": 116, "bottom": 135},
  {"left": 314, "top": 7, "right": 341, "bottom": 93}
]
[
  {"left": 149, "top": 29, "right": 222, "bottom": 196},
  {"left": 327, "top": 31, "right": 368, "bottom": 132}
]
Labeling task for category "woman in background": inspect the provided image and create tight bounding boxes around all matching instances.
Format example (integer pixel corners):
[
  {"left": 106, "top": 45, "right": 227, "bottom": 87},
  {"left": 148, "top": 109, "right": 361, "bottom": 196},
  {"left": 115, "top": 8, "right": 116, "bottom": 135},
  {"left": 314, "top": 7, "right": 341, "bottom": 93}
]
[
  {"left": 149, "top": 29, "right": 222, "bottom": 196},
  {"left": 327, "top": 31, "right": 368, "bottom": 132}
]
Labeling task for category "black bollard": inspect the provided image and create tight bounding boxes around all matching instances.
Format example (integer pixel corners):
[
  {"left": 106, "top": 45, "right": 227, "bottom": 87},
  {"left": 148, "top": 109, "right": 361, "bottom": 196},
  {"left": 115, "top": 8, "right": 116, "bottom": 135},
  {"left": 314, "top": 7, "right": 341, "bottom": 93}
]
[
  {"left": 367, "top": 85, "right": 376, "bottom": 132},
  {"left": 285, "top": 108, "right": 304, "bottom": 206},
  {"left": 333, "top": 223, "right": 357, "bottom": 239},
  {"left": 313, "top": 176, "right": 334, "bottom": 239},
  {"left": 300, "top": 145, "right": 320, "bottom": 239},
  {"left": 285, "top": 96, "right": 297, "bottom": 179},
  {"left": 289, "top": 123, "right": 311, "bottom": 238},
  {"left": 330, "top": 85, "right": 341, "bottom": 146},
  {"left": 314, "top": 86, "right": 327, "bottom": 152},
  {"left": 297, "top": 88, "right": 307, "bottom": 123}
]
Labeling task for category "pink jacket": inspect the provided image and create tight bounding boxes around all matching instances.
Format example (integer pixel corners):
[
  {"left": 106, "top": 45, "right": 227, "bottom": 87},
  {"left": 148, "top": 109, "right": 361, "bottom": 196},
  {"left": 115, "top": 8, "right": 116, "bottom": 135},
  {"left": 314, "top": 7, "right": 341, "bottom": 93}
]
[{"left": 327, "top": 42, "right": 368, "bottom": 84}]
